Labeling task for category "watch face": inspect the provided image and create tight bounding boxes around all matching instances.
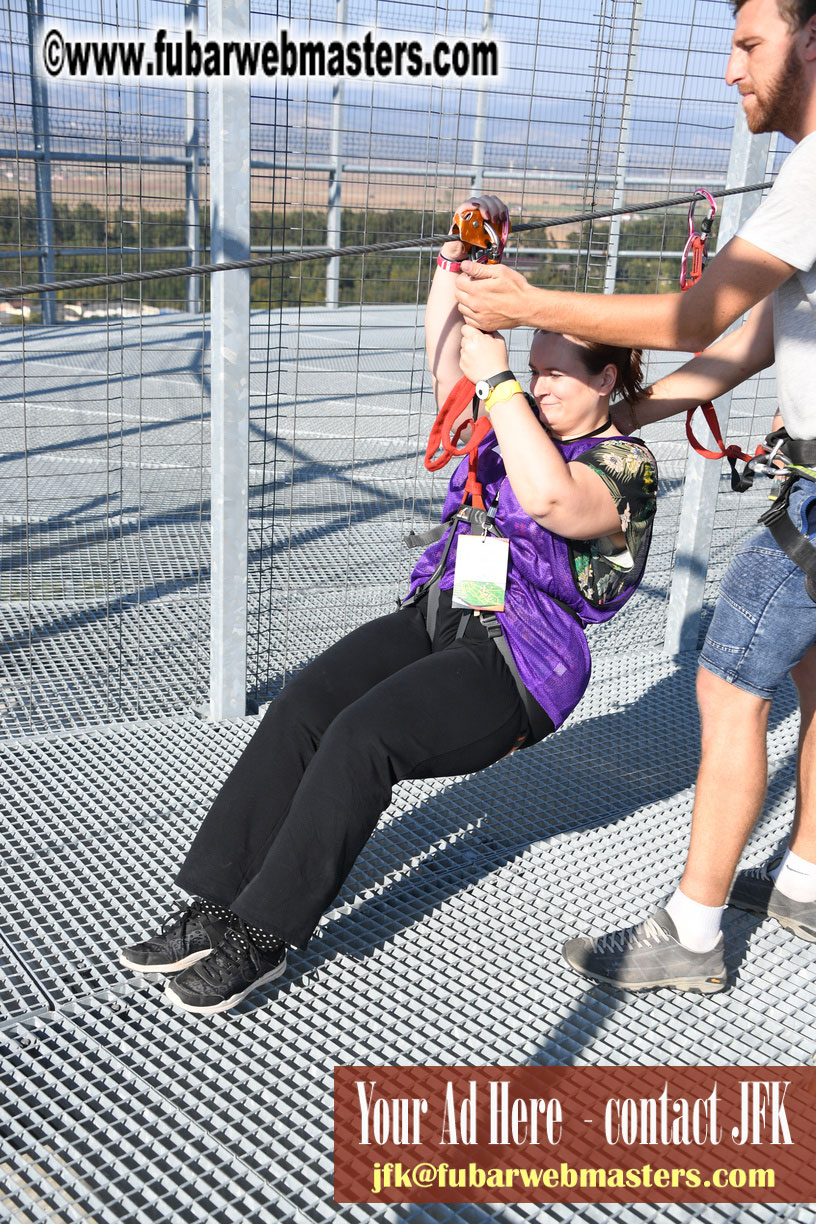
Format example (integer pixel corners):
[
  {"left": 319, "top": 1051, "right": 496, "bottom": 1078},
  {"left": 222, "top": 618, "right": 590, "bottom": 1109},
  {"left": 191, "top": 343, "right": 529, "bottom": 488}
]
[{"left": 475, "top": 380, "right": 490, "bottom": 400}]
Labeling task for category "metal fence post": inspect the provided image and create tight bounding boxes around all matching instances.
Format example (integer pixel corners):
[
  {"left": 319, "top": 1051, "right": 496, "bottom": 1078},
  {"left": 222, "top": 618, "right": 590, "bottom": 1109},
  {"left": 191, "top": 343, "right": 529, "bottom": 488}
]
[
  {"left": 185, "top": 0, "right": 202, "bottom": 316},
  {"left": 662, "top": 109, "right": 772, "bottom": 655},
  {"left": 326, "top": 0, "right": 347, "bottom": 309},
  {"left": 603, "top": 0, "right": 644, "bottom": 295},
  {"left": 25, "top": 0, "right": 56, "bottom": 325},
  {"left": 471, "top": 0, "right": 494, "bottom": 197},
  {"left": 208, "top": 0, "right": 251, "bottom": 720}
]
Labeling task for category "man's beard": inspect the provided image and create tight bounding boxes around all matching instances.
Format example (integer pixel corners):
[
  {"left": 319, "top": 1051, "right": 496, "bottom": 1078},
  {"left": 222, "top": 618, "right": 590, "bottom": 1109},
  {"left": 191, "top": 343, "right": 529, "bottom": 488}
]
[{"left": 745, "top": 43, "right": 804, "bottom": 136}]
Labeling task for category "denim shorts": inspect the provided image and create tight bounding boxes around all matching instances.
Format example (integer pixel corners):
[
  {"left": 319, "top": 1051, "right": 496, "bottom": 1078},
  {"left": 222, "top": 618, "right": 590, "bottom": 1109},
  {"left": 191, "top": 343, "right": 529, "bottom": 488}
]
[{"left": 699, "top": 478, "right": 816, "bottom": 699}]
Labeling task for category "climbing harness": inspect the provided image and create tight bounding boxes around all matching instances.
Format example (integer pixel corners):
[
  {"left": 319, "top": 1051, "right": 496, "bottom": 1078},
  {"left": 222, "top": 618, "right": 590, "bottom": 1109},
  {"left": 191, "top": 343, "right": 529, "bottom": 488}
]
[
  {"left": 680, "top": 190, "right": 816, "bottom": 600},
  {"left": 748, "top": 430, "right": 816, "bottom": 602}
]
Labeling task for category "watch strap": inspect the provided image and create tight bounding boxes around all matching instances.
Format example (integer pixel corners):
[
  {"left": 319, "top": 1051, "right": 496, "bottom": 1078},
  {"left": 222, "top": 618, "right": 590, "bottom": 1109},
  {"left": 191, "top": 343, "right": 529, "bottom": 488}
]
[{"left": 475, "top": 370, "right": 516, "bottom": 400}]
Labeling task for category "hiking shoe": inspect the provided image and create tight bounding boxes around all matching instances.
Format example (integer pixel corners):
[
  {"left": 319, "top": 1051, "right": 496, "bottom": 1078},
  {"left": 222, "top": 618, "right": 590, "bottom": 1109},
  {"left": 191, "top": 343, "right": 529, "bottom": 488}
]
[
  {"left": 164, "top": 921, "right": 286, "bottom": 1014},
  {"left": 563, "top": 908, "right": 728, "bottom": 993},
  {"left": 728, "top": 859, "right": 816, "bottom": 942},
  {"left": 119, "top": 900, "right": 231, "bottom": 975}
]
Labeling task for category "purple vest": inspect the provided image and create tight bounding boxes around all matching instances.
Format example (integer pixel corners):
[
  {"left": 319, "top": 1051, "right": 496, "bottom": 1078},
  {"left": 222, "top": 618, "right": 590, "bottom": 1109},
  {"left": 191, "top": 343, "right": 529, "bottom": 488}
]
[{"left": 407, "top": 429, "right": 646, "bottom": 728}]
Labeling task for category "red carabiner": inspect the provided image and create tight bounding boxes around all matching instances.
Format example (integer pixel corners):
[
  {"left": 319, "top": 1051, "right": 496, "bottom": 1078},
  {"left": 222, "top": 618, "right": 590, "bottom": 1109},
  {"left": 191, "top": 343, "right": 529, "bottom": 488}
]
[
  {"left": 680, "top": 189, "right": 717, "bottom": 291},
  {"left": 680, "top": 188, "right": 768, "bottom": 471}
]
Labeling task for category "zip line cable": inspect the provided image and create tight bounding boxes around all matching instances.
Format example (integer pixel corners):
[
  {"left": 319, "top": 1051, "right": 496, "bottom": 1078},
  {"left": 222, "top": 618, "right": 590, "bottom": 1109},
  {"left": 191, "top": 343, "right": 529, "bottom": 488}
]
[{"left": 0, "top": 179, "right": 773, "bottom": 300}]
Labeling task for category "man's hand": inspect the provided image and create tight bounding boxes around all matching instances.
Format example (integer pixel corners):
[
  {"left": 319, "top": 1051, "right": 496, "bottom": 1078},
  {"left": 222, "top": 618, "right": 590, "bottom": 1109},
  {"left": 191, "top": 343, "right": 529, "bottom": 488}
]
[{"left": 455, "top": 261, "right": 534, "bottom": 332}]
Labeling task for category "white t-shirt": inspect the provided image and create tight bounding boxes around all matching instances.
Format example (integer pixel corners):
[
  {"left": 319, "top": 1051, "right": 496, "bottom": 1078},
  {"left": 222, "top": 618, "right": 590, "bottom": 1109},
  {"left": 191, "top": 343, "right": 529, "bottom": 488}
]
[{"left": 738, "top": 129, "right": 816, "bottom": 439}]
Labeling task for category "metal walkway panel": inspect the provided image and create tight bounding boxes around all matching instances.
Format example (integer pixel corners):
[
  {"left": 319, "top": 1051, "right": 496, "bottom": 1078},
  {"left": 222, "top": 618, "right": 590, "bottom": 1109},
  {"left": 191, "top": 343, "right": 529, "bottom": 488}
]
[
  {"left": 0, "top": 597, "right": 208, "bottom": 736},
  {"left": 1, "top": 649, "right": 813, "bottom": 1222}
]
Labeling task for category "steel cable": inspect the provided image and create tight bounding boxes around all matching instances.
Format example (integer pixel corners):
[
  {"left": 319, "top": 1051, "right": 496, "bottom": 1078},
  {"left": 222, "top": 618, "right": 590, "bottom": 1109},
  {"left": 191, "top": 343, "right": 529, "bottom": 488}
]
[{"left": 1, "top": 180, "right": 773, "bottom": 300}]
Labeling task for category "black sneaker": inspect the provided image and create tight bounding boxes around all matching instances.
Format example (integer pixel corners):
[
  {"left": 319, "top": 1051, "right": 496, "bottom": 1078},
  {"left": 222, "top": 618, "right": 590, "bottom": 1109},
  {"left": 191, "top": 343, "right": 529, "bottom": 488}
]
[
  {"left": 164, "top": 921, "right": 286, "bottom": 1014},
  {"left": 119, "top": 900, "right": 232, "bottom": 975},
  {"left": 728, "top": 858, "right": 816, "bottom": 942}
]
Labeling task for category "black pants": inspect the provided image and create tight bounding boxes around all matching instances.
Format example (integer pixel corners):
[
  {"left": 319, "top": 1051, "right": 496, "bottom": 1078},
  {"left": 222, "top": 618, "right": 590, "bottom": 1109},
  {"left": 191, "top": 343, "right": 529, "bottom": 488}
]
[{"left": 176, "top": 590, "right": 554, "bottom": 946}]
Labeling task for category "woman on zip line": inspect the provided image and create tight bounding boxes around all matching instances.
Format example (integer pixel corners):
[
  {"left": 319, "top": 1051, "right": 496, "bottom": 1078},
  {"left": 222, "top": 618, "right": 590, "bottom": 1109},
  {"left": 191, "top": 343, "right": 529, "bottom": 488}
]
[{"left": 119, "top": 194, "right": 658, "bottom": 1014}]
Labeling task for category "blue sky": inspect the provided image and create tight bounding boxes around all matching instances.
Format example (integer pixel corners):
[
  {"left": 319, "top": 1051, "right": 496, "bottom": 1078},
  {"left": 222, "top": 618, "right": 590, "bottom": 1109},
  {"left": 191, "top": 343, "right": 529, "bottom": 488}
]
[{"left": 0, "top": 1, "right": 777, "bottom": 195}]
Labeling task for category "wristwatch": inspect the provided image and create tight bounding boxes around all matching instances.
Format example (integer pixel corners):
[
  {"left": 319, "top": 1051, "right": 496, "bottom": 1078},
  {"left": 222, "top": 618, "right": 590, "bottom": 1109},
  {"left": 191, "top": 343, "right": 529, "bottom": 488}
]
[{"left": 474, "top": 370, "right": 516, "bottom": 401}]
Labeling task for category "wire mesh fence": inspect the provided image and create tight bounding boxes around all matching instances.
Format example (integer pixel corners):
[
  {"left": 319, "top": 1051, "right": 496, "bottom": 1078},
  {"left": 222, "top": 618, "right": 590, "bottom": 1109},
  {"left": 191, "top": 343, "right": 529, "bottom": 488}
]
[
  {"left": 243, "top": 0, "right": 784, "bottom": 702},
  {"left": 0, "top": 0, "right": 211, "bottom": 734},
  {"left": 0, "top": 0, "right": 788, "bottom": 734}
]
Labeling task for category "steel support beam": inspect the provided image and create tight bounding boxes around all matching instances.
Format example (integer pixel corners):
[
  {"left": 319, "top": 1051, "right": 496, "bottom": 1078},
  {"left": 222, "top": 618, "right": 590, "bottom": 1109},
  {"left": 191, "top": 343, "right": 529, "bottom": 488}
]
[
  {"left": 208, "top": 0, "right": 251, "bottom": 720},
  {"left": 603, "top": 0, "right": 644, "bottom": 295},
  {"left": 663, "top": 109, "right": 772, "bottom": 655},
  {"left": 326, "top": 0, "right": 347, "bottom": 309},
  {"left": 470, "top": 0, "right": 494, "bottom": 197},
  {"left": 185, "top": 0, "right": 203, "bottom": 316},
  {"left": 25, "top": 0, "right": 56, "bottom": 325}
]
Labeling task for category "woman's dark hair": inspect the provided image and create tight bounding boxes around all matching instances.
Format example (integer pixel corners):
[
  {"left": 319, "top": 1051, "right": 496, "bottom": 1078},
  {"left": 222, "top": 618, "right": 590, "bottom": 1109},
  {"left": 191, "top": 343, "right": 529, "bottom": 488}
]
[{"left": 574, "top": 340, "right": 650, "bottom": 408}]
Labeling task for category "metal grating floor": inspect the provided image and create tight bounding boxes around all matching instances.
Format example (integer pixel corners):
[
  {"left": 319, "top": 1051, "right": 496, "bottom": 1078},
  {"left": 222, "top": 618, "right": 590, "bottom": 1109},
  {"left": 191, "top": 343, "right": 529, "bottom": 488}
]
[
  {"left": 2, "top": 652, "right": 814, "bottom": 1223},
  {"left": 2, "top": 307, "right": 810, "bottom": 1221}
]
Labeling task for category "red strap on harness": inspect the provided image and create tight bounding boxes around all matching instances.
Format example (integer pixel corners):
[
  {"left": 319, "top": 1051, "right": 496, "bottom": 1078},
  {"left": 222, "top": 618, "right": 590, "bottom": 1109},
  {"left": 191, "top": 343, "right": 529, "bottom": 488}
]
[
  {"left": 423, "top": 205, "right": 512, "bottom": 511},
  {"left": 684, "top": 402, "right": 761, "bottom": 464},
  {"left": 424, "top": 374, "right": 492, "bottom": 511},
  {"left": 680, "top": 189, "right": 767, "bottom": 468}
]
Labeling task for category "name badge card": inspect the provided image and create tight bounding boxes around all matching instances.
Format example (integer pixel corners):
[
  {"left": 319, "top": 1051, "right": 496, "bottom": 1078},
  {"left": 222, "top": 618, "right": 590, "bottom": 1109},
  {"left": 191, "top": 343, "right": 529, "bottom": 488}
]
[{"left": 452, "top": 534, "right": 509, "bottom": 611}]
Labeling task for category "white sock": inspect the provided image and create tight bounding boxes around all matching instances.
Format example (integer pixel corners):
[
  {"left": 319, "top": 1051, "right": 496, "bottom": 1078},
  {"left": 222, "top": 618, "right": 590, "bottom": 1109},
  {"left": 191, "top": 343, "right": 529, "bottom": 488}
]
[
  {"left": 664, "top": 887, "right": 724, "bottom": 953},
  {"left": 771, "top": 849, "right": 816, "bottom": 903}
]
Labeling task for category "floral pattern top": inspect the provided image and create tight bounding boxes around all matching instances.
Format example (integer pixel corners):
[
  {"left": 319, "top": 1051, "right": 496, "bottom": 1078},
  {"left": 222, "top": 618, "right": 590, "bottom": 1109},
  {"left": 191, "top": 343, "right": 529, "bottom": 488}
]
[{"left": 568, "top": 438, "right": 658, "bottom": 608}]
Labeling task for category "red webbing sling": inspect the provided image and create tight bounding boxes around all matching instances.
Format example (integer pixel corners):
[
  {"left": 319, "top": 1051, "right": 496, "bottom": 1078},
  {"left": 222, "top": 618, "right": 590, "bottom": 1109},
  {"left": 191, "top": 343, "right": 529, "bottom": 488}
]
[
  {"left": 682, "top": 189, "right": 767, "bottom": 480},
  {"left": 424, "top": 375, "right": 492, "bottom": 510},
  {"left": 422, "top": 207, "right": 510, "bottom": 511}
]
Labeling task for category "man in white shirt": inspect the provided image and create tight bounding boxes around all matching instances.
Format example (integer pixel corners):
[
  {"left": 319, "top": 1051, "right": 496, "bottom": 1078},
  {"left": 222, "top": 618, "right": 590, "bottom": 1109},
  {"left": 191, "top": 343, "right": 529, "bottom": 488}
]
[{"left": 456, "top": 0, "right": 816, "bottom": 991}]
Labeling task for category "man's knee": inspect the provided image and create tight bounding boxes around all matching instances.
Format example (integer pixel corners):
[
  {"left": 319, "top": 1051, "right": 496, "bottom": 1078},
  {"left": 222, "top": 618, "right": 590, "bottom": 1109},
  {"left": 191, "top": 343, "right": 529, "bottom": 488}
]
[{"left": 696, "top": 664, "right": 771, "bottom": 733}]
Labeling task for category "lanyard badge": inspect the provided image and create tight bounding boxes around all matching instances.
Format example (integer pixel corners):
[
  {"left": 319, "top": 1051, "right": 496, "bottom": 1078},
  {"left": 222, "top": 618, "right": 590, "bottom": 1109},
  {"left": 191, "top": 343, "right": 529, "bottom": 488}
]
[{"left": 452, "top": 533, "right": 510, "bottom": 611}]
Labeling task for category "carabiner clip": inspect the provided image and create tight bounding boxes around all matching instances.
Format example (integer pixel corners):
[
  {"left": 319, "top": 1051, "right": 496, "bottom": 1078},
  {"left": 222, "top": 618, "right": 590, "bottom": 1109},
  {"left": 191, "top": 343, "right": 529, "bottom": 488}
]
[
  {"left": 450, "top": 208, "right": 510, "bottom": 264},
  {"left": 751, "top": 437, "right": 788, "bottom": 478},
  {"left": 680, "top": 189, "right": 717, "bottom": 291}
]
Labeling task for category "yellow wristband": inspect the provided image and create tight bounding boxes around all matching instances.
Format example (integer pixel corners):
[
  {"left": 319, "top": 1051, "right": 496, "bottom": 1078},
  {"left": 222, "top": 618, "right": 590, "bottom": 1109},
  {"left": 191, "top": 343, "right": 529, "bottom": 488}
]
[{"left": 484, "top": 379, "right": 523, "bottom": 413}]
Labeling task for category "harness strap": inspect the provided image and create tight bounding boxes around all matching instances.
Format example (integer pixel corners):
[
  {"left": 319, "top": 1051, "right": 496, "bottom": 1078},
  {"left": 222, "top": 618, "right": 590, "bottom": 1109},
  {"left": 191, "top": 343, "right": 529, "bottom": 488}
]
[
  {"left": 782, "top": 437, "right": 816, "bottom": 468},
  {"left": 402, "top": 494, "right": 503, "bottom": 623},
  {"left": 760, "top": 473, "right": 816, "bottom": 602},
  {"left": 478, "top": 612, "right": 540, "bottom": 746},
  {"left": 685, "top": 402, "right": 765, "bottom": 490},
  {"left": 424, "top": 374, "right": 492, "bottom": 511},
  {"left": 425, "top": 582, "right": 442, "bottom": 639},
  {"left": 404, "top": 523, "right": 447, "bottom": 549}
]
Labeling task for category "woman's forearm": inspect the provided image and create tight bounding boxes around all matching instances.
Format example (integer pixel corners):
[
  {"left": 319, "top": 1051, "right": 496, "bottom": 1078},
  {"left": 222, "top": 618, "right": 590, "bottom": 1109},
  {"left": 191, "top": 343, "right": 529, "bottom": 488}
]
[
  {"left": 425, "top": 241, "right": 470, "bottom": 410},
  {"left": 486, "top": 393, "right": 622, "bottom": 539}
]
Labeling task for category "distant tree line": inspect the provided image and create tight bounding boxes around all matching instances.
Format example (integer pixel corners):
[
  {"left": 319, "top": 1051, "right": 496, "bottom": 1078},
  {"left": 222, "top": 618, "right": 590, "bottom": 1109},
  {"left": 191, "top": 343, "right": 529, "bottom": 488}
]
[{"left": 0, "top": 197, "right": 720, "bottom": 315}]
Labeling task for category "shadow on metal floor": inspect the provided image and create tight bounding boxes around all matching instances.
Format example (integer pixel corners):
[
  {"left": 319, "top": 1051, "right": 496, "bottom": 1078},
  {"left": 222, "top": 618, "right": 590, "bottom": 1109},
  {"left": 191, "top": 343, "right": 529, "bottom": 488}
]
[{"left": 1, "top": 651, "right": 813, "bottom": 1223}]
